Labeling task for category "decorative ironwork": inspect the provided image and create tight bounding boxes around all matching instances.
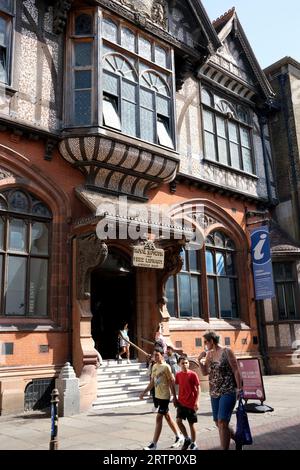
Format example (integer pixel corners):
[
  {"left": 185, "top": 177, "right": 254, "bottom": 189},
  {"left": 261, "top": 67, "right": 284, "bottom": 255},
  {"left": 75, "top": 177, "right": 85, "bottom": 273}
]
[{"left": 24, "top": 378, "right": 55, "bottom": 411}]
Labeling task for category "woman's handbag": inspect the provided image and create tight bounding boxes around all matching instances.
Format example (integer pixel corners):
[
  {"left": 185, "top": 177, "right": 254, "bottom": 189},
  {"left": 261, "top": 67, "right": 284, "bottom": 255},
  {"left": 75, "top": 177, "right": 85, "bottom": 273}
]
[{"left": 235, "top": 396, "right": 253, "bottom": 447}]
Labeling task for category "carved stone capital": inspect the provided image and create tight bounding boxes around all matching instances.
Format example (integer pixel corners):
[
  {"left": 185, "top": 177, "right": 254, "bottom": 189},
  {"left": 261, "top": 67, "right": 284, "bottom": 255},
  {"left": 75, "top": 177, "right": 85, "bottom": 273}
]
[
  {"left": 44, "top": 138, "right": 57, "bottom": 161},
  {"left": 77, "top": 234, "right": 108, "bottom": 300},
  {"left": 164, "top": 243, "right": 184, "bottom": 276},
  {"left": 53, "top": 0, "right": 74, "bottom": 34}
]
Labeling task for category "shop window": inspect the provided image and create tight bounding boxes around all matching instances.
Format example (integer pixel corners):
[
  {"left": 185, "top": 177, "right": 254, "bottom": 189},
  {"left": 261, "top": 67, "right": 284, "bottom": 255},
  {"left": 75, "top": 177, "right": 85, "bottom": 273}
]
[
  {"left": 273, "top": 262, "right": 299, "bottom": 320},
  {"left": 205, "top": 232, "right": 239, "bottom": 319},
  {"left": 0, "top": 189, "right": 52, "bottom": 318}
]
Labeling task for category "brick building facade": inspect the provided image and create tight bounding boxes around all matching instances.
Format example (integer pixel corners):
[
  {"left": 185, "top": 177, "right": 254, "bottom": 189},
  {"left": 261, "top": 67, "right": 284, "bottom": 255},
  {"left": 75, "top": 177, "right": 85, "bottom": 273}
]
[{"left": 0, "top": 1, "right": 281, "bottom": 414}]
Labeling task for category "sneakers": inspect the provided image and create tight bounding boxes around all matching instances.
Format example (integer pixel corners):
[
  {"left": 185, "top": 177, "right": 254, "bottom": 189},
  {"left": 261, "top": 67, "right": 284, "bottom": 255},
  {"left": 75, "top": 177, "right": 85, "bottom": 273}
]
[
  {"left": 181, "top": 437, "right": 192, "bottom": 450},
  {"left": 171, "top": 434, "right": 185, "bottom": 448},
  {"left": 143, "top": 442, "right": 157, "bottom": 450},
  {"left": 127, "top": 359, "right": 131, "bottom": 364},
  {"left": 189, "top": 442, "right": 198, "bottom": 451}
]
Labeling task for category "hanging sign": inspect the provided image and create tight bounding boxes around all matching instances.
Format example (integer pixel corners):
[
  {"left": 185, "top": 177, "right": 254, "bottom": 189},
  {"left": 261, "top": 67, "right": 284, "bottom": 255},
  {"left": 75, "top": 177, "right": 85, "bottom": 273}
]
[
  {"left": 250, "top": 226, "right": 275, "bottom": 300},
  {"left": 132, "top": 241, "right": 164, "bottom": 269}
]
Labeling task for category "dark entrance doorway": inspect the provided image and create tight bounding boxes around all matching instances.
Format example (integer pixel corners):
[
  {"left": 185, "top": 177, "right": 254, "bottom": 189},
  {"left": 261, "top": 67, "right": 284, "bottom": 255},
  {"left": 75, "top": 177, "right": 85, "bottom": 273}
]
[{"left": 91, "top": 250, "right": 136, "bottom": 359}]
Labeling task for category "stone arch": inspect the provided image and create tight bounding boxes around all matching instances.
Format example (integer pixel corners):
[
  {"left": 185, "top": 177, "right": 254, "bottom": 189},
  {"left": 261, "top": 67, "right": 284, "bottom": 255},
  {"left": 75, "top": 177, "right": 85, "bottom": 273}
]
[
  {"left": 0, "top": 145, "right": 71, "bottom": 327},
  {"left": 163, "top": 198, "right": 252, "bottom": 323}
]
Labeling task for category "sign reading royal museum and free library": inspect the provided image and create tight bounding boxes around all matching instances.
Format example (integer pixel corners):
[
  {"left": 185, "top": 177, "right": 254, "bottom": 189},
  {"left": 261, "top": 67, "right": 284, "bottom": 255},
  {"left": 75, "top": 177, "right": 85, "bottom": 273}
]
[
  {"left": 132, "top": 241, "right": 164, "bottom": 269},
  {"left": 250, "top": 226, "right": 275, "bottom": 300}
]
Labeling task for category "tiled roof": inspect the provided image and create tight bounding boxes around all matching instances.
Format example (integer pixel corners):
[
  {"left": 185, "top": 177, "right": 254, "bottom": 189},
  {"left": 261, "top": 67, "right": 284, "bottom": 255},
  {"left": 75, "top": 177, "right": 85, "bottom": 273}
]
[
  {"left": 212, "top": 7, "right": 236, "bottom": 33},
  {"left": 270, "top": 222, "right": 300, "bottom": 256}
]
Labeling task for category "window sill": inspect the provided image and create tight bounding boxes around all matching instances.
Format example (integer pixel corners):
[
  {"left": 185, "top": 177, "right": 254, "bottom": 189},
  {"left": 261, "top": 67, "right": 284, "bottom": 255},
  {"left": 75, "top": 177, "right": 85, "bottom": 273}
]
[
  {"left": 169, "top": 317, "right": 251, "bottom": 331},
  {"left": 0, "top": 318, "right": 63, "bottom": 332},
  {"left": 0, "top": 84, "right": 18, "bottom": 97},
  {"left": 202, "top": 158, "right": 258, "bottom": 180}
]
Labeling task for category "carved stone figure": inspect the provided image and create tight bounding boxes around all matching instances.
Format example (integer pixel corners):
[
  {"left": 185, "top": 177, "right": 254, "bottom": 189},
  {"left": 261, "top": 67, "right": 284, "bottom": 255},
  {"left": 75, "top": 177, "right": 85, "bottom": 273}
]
[
  {"left": 117, "top": 0, "right": 167, "bottom": 29},
  {"left": 77, "top": 235, "right": 108, "bottom": 300}
]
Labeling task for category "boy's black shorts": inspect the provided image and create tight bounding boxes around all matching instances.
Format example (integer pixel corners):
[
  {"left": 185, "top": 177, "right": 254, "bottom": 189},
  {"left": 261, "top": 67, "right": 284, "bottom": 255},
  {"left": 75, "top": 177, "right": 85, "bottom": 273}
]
[
  {"left": 176, "top": 404, "right": 198, "bottom": 423},
  {"left": 156, "top": 398, "right": 170, "bottom": 415}
]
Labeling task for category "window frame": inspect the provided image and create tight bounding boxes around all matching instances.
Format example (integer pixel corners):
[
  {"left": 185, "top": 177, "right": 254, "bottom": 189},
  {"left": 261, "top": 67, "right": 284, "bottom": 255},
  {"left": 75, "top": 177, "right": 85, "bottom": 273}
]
[
  {"left": 66, "top": 8, "right": 176, "bottom": 150},
  {"left": 166, "top": 249, "right": 203, "bottom": 319},
  {"left": 100, "top": 15, "right": 175, "bottom": 148},
  {"left": 273, "top": 261, "right": 300, "bottom": 321},
  {"left": 201, "top": 86, "right": 255, "bottom": 175},
  {"left": 205, "top": 233, "right": 239, "bottom": 320},
  {"left": 0, "top": 190, "right": 52, "bottom": 319},
  {"left": 0, "top": 0, "right": 15, "bottom": 86}
]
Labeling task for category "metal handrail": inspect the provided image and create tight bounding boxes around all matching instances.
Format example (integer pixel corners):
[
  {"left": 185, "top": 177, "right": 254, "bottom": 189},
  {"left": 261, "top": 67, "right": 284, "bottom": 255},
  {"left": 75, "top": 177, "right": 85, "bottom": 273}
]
[
  {"left": 119, "top": 331, "right": 150, "bottom": 358},
  {"left": 119, "top": 331, "right": 201, "bottom": 368}
]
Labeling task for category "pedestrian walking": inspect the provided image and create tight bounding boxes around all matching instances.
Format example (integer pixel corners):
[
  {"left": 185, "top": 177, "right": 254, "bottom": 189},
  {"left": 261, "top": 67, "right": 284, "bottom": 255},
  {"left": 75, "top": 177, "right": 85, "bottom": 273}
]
[
  {"left": 175, "top": 356, "right": 200, "bottom": 450},
  {"left": 117, "top": 322, "right": 131, "bottom": 363},
  {"left": 148, "top": 353, "right": 159, "bottom": 412},
  {"left": 139, "top": 347, "right": 184, "bottom": 450},
  {"left": 154, "top": 323, "right": 167, "bottom": 355},
  {"left": 198, "top": 330, "right": 243, "bottom": 450},
  {"left": 165, "top": 346, "right": 180, "bottom": 376}
]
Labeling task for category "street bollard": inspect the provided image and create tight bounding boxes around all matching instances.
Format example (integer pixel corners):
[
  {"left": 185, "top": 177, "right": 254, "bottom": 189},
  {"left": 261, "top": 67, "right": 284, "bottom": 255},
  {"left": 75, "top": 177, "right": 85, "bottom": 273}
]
[{"left": 49, "top": 388, "right": 59, "bottom": 450}]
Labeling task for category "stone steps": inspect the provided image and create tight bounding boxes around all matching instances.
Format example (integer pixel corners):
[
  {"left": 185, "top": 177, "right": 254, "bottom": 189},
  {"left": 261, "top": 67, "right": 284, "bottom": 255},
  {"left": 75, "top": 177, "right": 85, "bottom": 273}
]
[{"left": 92, "top": 360, "right": 152, "bottom": 410}]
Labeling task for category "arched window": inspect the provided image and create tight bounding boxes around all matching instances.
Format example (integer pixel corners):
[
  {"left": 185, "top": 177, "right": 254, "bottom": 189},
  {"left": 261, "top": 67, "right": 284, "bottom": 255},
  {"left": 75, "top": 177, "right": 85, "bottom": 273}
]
[
  {"left": 100, "top": 15, "right": 174, "bottom": 148},
  {"left": 201, "top": 86, "right": 254, "bottom": 174},
  {"left": 205, "top": 231, "right": 239, "bottom": 319},
  {"left": 140, "top": 71, "right": 173, "bottom": 147},
  {"left": 0, "top": 189, "right": 52, "bottom": 317},
  {"left": 166, "top": 249, "right": 202, "bottom": 318},
  {"left": 102, "top": 53, "right": 138, "bottom": 136}
]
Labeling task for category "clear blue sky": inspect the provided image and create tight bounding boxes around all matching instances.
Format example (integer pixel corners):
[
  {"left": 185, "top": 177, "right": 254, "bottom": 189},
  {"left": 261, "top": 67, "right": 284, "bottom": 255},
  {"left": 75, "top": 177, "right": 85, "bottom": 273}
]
[{"left": 202, "top": 0, "right": 300, "bottom": 68}]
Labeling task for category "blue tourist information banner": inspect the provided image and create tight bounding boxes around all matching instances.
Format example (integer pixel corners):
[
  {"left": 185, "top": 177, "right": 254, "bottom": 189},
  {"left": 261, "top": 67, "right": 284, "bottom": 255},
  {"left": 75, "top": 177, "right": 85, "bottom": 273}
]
[{"left": 250, "top": 226, "right": 275, "bottom": 300}]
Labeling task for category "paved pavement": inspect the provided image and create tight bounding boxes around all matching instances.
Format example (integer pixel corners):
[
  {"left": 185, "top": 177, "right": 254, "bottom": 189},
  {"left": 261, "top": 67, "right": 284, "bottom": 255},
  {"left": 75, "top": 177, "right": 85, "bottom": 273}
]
[{"left": 0, "top": 375, "right": 299, "bottom": 451}]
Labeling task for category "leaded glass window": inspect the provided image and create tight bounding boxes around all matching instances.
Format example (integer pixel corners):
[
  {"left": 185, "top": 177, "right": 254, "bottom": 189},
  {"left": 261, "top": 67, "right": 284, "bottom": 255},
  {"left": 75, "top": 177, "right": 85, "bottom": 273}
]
[
  {"left": 0, "top": 0, "right": 14, "bottom": 84},
  {"left": 0, "top": 189, "right": 52, "bottom": 317},
  {"left": 166, "top": 249, "right": 202, "bottom": 318},
  {"left": 100, "top": 15, "right": 174, "bottom": 148},
  {"left": 205, "top": 232, "right": 239, "bottom": 319},
  {"left": 75, "top": 13, "right": 93, "bottom": 36},
  {"left": 273, "top": 263, "right": 299, "bottom": 320},
  {"left": 201, "top": 87, "right": 254, "bottom": 174}
]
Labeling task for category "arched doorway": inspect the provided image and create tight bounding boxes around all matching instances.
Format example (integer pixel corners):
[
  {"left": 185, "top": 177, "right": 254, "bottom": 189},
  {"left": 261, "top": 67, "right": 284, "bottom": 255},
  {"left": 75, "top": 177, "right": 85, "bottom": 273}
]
[{"left": 91, "top": 249, "right": 136, "bottom": 359}]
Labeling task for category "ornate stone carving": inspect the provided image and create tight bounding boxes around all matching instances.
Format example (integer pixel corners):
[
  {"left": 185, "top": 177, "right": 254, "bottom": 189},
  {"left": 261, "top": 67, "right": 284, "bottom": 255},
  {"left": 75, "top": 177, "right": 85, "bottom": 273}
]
[
  {"left": 44, "top": 138, "right": 57, "bottom": 161},
  {"left": 77, "top": 234, "right": 108, "bottom": 300},
  {"left": 163, "top": 243, "right": 184, "bottom": 276},
  {"left": 176, "top": 58, "right": 196, "bottom": 91},
  {"left": 0, "top": 168, "right": 14, "bottom": 180},
  {"left": 117, "top": 0, "right": 167, "bottom": 29},
  {"left": 157, "top": 241, "right": 185, "bottom": 307},
  {"left": 53, "top": 0, "right": 74, "bottom": 34}
]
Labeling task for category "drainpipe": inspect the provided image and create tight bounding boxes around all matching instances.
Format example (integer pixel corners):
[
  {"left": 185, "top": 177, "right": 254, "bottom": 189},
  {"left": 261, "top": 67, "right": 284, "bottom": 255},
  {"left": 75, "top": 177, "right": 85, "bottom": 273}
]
[
  {"left": 255, "top": 299, "right": 271, "bottom": 375},
  {"left": 258, "top": 114, "right": 273, "bottom": 206},
  {"left": 67, "top": 234, "right": 77, "bottom": 364}
]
